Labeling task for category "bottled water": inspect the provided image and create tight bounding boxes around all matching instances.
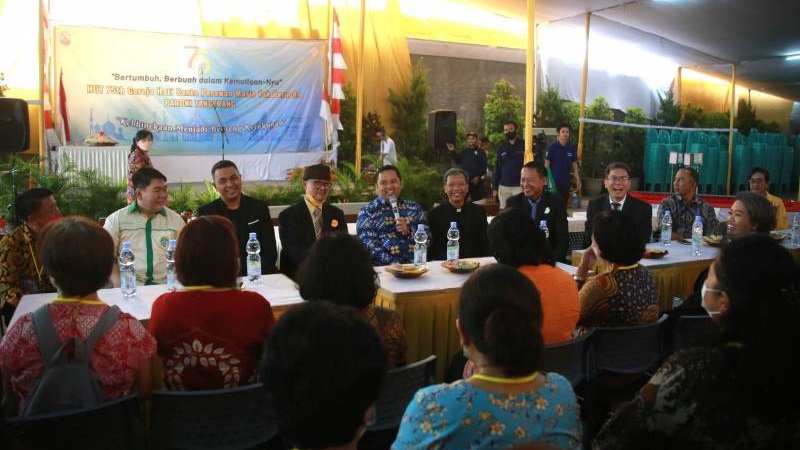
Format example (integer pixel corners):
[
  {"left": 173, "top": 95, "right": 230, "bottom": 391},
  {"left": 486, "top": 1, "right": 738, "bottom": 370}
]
[
  {"left": 413, "top": 224, "right": 428, "bottom": 266},
  {"left": 691, "top": 216, "right": 703, "bottom": 257},
  {"left": 446, "top": 222, "right": 460, "bottom": 262},
  {"left": 539, "top": 220, "right": 549, "bottom": 239},
  {"left": 166, "top": 239, "right": 177, "bottom": 291},
  {"left": 246, "top": 232, "right": 261, "bottom": 282},
  {"left": 571, "top": 192, "right": 580, "bottom": 211},
  {"left": 792, "top": 213, "right": 800, "bottom": 247},
  {"left": 119, "top": 242, "right": 137, "bottom": 298},
  {"left": 661, "top": 210, "right": 672, "bottom": 246}
]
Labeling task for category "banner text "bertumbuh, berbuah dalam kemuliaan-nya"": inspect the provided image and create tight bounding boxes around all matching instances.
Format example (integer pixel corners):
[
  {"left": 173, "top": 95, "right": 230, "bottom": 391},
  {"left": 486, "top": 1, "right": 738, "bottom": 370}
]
[{"left": 111, "top": 73, "right": 282, "bottom": 86}]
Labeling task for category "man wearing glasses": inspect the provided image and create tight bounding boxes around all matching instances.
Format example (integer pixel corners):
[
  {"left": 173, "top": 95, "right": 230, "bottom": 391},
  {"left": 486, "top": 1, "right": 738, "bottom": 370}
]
[
  {"left": 748, "top": 167, "right": 787, "bottom": 230},
  {"left": 279, "top": 164, "right": 347, "bottom": 279},
  {"left": 583, "top": 162, "right": 653, "bottom": 247},
  {"left": 198, "top": 160, "right": 279, "bottom": 275}
]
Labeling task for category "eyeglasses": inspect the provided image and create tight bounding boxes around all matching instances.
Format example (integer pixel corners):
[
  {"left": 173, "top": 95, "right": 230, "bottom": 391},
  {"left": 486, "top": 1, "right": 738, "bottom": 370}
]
[
  {"left": 311, "top": 180, "right": 332, "bottom": 189},
  {"left": 606, "top": 176, "right": 629, "bottom": 183},
  {"left": 748, "top": 178, "right": 766, "bottom": 184}
]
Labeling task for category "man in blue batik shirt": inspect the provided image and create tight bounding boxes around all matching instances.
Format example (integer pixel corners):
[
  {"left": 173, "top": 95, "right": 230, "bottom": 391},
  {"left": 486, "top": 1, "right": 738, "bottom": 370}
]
[{"left": 357, "top": 165, "right": 427, "bottom": 265}]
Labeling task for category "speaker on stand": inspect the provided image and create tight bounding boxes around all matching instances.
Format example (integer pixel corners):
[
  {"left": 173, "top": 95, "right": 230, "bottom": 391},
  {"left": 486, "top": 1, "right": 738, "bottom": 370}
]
[{"left": 0, "top": 98, "right": 31, "bottom": 225}]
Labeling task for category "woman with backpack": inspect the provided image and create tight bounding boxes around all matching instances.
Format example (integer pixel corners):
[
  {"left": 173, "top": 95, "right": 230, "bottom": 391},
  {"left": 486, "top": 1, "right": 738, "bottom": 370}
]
[{"left": 0, "top": 216, "right": 156, "bottom": 416}]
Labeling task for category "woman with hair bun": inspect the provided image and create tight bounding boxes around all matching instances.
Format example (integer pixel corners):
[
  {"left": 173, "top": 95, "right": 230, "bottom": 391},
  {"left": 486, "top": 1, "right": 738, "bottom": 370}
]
[
  {"left": 126, "top": 129, "right": 154, "bottom": 204},
  {"left": 393, "top": 264, "right": 582, "bottom": 449}
]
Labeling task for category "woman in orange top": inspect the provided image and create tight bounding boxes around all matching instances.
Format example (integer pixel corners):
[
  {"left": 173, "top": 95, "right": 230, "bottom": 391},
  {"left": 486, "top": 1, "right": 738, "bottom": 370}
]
[{"left": 488, "top": 207, "right": 580, "bottom": 344}]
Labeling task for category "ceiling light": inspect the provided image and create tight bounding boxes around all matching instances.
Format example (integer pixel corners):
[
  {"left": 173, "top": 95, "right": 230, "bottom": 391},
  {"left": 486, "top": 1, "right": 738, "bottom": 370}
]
[{"left": 787, "top": 55, "right": 800, "bottom": 61}]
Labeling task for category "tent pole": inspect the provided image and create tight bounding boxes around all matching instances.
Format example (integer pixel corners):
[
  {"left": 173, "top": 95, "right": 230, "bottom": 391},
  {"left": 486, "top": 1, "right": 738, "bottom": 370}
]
[
  {"left": 524, "top": 0, "right": 536, "bottom": 163},
  {"left": 577, "top": 13, "right": 590, "bottom": 162},
  {"left": 726, "top": 63, "right": 735, "bottom": 195},
  {"left": 676, "top": 66, "right": 682, "bottom": 104},
  {"left": 355, "top": 0, "right": 366, "bottom": 174}
]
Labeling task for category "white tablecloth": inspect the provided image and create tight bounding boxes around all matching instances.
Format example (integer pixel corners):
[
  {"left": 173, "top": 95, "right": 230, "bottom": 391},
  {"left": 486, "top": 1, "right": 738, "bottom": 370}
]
[
  {"left": 57, "top": 145, "right": 129, "bottom": 185},
  {"left": 11, "top": 274, "right": 302, "bottom": 327}
]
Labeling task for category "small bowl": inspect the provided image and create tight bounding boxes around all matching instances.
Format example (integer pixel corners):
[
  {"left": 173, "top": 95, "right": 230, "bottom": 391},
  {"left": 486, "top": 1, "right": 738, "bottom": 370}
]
[
  {"left": 441, "top": 260, "right": 480, "bottom": 273},
  {"left": 702, "top": 235, "right": 724, "bottom": 247},
  {"left": 642, "top": 249, "right": 668, "bottom": 259},
  {"left": 385, "top": 264, "right": 429, "bottom": 279},
  {"left": 770, "top": 231, "right": 789, "bottom": 242}
]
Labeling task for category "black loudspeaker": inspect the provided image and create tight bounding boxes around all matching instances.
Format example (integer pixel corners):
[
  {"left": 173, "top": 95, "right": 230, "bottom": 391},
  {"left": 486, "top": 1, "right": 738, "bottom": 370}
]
[
  {"left": 0, "top": 98, "right": 30, "bottom": 153},
  {"left": 427, "top": 109, "right": 456, "bottom": 150}
]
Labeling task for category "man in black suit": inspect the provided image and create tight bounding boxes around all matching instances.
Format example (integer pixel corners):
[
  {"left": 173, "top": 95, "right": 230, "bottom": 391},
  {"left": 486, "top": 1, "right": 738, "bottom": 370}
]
[
  {"left": 583, "top": 162, "right": 653, "bottom": 248},
  {"left": 198, "top": 160, "right": 278, "bottom": 275},
  {"left": 278, "top": 164, "right": 347, "bottom": 279},
  {"left": 506, "top": 161, "right": 569, "bottom": 262}
]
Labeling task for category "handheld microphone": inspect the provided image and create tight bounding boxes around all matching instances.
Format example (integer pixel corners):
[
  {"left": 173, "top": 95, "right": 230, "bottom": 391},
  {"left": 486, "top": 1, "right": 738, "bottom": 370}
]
[{"left": 388, "top": 195, "right": 400, "bottom": 222}]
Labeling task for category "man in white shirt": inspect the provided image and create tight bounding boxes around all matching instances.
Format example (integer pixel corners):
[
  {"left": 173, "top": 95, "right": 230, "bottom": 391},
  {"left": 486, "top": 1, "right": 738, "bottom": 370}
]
[{"left": 376, "top": 129, "right": 397, "bottom": 166}]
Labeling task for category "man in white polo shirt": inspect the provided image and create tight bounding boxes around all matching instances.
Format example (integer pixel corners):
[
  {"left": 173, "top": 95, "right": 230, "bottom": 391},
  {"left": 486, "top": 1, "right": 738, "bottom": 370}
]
[{"left": 104, "top": 167, "right": 184, "bottom": 285}]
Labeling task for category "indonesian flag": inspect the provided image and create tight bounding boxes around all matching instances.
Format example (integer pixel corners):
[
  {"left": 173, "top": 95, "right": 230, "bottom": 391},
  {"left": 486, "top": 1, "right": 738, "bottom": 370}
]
[
  {"left": 57, "top": 69, "right": 71, "bottom": 143},
  {"left": 41, "top": 0, "right": 61, "bottom": 151},
  {"left": 328, "top": 8, "right": 347, "bottom": 131}
]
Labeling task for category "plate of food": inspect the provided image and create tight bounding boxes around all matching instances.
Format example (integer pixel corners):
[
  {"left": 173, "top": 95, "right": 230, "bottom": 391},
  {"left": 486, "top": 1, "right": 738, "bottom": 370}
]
[
  {"left": 441, "top": 260, "right": 480, "bottom": 273},
  {"left": 385, "top": 263, "right": 429, "bottom": 279},
  {"left": 770, "top": 231, "right": 790, "bottom": 242},
  {"left": 642, "top": 248, "right": 668, "bottom": 259},
  {"left": 702, "top": 235, "right": 724, "bottom": 246}
]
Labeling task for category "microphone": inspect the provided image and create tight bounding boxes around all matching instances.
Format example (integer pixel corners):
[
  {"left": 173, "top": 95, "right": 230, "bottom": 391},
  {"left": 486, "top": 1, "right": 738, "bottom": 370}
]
[{"left": 388, "top": 195, "right": 400, "bottom": 222}]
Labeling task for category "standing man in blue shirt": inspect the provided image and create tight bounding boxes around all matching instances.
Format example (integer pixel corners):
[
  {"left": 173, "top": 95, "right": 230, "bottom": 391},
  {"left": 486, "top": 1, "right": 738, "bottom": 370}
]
[
  {"left": 492, "top": 121, "right": 525, "bottom": 208},
  {"left": 446, "top": 132, "right": 487, "bottom": 202},
  {"left": 545, "top": 122, "right": 581, "bottom": 205}
]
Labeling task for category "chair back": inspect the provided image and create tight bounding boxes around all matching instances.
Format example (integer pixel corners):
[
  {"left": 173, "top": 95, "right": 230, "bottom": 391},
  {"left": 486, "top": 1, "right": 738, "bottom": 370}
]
[
  {"left": 541, "top": 329, "right": 594, "bottom": 387},
  {"left": 2, "top": 394, "right": 145, "bottom": 450},
  {"left": 591, "top": 315, "right": 668, "bottom": 375},
  {"left": 150, "top": 383, "right": 278, "bottom": 450},
  {"left": 367, "top": 355, "right": 436, "bottom": 431},
  {"left": 673, "top": 315, "right": 717, "bottom": 352}
]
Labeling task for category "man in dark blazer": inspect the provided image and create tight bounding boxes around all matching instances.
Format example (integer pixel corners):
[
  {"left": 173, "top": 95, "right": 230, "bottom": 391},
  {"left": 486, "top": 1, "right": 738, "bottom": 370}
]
[
  {"left": 506, "top": 161, "right": 569, "bottom": 262},
  {"left": 583, "top": 162, "right": 653, "bottom": 248},
  {"left": 198, "top": 160, "right": 278, "bottom": 275},
  {"left": 278, "top": 164, "right": 347, "bottom": 279}
]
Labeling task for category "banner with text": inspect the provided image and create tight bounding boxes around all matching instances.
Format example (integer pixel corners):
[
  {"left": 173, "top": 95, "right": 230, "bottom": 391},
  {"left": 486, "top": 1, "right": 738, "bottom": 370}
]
[{"left": 55, "top": 26, "right": 325, "bottom": 155}]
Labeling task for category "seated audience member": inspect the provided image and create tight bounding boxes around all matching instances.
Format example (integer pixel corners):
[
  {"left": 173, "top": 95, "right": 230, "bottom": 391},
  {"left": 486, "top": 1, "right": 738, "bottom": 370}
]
[
  {"left": 426, "top": 168, "right": 490, "bottom": 261},
  {"left": 393, "top": 264, "right": 582, "bottom": 449},
  {"left": 198, "top": 160, "right": 278, "bottom": 275},
  {"left": 103, "top": 167, "right": 184, "bottom": 285},
  {"left": 0, "top": 188, "right": 61, "bottom": 325},
  {"left": 506, "top": 161, "right": 569, "bottom": 262},
  {"left": 261, "top": 301, "right": 388, "bottom": 450},
  {"left": 488, "top": 207, "right": 579, "bottom": 344},
  {"left": 594, "top": 234, "right": 800, "bottom": 449},
  {"left": 0, "top": 217, "right": 156, "bottom": 415},
  {"left": 748, "top": 166, "right": 787, "bottom": 229},
  {"left": 726, "top": 191, "right": 776, "bottom": 240},
  {"left": 574, "top": 211, "right": 659, "bottom": 328},
  {"left": 583, "top": 162, "right": 652, "bottom": 248},
  {"left": 655, "top": 166, "right": 721, "bottom": 240},
  {"left": 298, "top": 232, "right": 406, "bottom": 367},
  {"left": 357, "top": 165, "right": 426, "bottom": 265},
  {"left": 148, "top": 215, "right": 275, "bottom": 390},
  {"left": 278, "top": 164, "right": 347, "bottom": 279}
]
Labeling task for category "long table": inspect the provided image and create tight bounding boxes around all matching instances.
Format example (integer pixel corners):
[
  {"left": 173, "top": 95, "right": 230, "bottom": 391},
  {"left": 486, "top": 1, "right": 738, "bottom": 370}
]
[{"left": 10, "top": 274, "right": 303, "bottom": 328}]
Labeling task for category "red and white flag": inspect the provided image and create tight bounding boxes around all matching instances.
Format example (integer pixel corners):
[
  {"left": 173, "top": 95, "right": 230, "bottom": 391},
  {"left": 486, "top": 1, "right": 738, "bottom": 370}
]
[
  {"left": 57, "top": 69, "right": 71, "bottom": 144},
  {"left": 41, "top": 0, "right": 61, "bottom": 152},
  {"left": 320, "top": 8, "right": 347, "bottom": 165}
]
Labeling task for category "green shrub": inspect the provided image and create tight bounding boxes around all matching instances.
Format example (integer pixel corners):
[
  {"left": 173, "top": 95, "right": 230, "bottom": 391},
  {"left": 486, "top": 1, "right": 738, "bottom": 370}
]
[
  {"left": 483, "top": 78, "right": 524, "bottom": 153},
  {"left": 388, "top": 62, "right": 429, "bottom": 160}
]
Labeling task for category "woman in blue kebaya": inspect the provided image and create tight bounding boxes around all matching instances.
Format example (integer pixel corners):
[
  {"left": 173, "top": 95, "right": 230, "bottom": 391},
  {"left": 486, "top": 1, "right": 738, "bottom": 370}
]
[{"left": 393, "top": 264, "right": 582, "bottom": 449}]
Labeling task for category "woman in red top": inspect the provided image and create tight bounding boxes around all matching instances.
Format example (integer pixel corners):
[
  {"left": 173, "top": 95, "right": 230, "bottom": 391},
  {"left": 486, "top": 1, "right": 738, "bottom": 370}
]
[
  {"left": 148, "top": 215, "right": 275, "bottom": 390},
  {"left": 0, "top": 217, "right": 156, "bottom": 415},
  {"left": 126, "top": 129, "right": 154, "bottom": 204}
]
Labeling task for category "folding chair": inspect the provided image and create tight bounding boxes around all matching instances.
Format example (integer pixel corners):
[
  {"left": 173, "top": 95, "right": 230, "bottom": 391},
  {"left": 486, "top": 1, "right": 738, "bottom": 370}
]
[
  {"left": 541, "top": 329, "right": 594, "bottom": 387},
  {"left": 367, "top": 355, "right": 437, "bottom": 432}
]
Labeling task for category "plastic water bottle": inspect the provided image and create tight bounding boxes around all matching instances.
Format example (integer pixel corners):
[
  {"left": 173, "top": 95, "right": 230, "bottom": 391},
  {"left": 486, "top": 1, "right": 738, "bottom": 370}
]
[
  {"left": 691, "top": 216, "right": 703, "bottom": 257},
  {"left": 571, "top": 192, "right": 580, "bottom": 211},
  {"left": 165, "top": 239, "right": 177, "bottom": 291},
  {"left": 413, "top": 224, "right": 428, "bottom": 266},
  {"left": 661, "top": 211, "right": 672, "bottom": 246},
  {"left": 446, "top": 222, "right": 460, "bottom": 262},
  {"left": 246, "top": 232, "right": 261, "bottom": 282},
  {"left": 792, "top": 213, "right": 800, "bottom": 247},
  {"left": 539, "top": 220, "right": 549, "bottom": 239},
  {"left": 119, "top": 242, "right": 137, "bottom": 298}
]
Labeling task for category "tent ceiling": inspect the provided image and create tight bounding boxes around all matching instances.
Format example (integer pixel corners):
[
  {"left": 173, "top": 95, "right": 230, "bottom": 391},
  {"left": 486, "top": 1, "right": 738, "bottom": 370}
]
[{"left": 457, "top": 0, "right": 800, "bottom": 101}]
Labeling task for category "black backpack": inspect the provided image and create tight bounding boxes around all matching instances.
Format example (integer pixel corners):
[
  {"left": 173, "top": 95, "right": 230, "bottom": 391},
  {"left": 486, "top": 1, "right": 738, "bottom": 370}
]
[{"left": 21, "top": 304, "right": 121, "bottom": 417}]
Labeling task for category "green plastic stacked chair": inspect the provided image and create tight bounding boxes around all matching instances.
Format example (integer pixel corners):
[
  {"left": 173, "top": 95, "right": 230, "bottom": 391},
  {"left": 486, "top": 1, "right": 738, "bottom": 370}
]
[
  {"left": 765, "top": 133, "right": 784, "bottom": 193},
  {"left": 644, "top": 129, "right": 659, "bottom": 192},
  {"left": 731, "top": 132, "right": 750, "bottom": 193},
  {"left": 749, "top": 130, "right": 768, "bottom": 189},
  {"left": 686, "top": 131, "right": 711, "bottom": 193}
]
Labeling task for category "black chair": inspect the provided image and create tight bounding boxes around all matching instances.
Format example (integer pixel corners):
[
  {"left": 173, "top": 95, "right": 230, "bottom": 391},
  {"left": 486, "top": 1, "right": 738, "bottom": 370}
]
[
  {"left": 367, "top": 355, "right": 437, "bottom": 432},
  {"left": 150, "top": 383, "right": 278, "bottom": 450},
  {"left": 673, "top": 314, "right": 717, "bottom": 352},
  {"left": 591, "top": 314, "right": 668, "bottom": 376},
  {"left": 2, "top": 394, "right": 145, "bottom": 450},
  {"left": 541, "top": 329, "right": 594, "bottom": 387}
]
